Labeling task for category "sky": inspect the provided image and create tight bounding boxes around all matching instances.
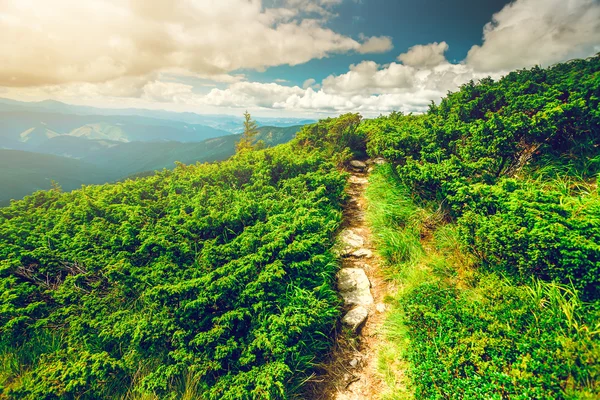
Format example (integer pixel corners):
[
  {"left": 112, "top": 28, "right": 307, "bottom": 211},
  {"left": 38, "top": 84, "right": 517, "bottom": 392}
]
[{"left": 0, "top": 0, "right": 599, "bottom": 117}]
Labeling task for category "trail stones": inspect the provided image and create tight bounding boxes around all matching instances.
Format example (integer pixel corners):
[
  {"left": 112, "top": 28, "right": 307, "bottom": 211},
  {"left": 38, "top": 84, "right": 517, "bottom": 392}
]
[
  {"left": 349, "top": 160, "right": 367, "bottom": 172},
  {"left": 337, "top": 268, "right": 373, "bottom": 307},
  {"left": 349, "top": 175, "right": 368, "bottom": 185},
  {"left": 339, "top": 229, "right": 364, "bottom": 255},
  {"left": 351, "top": 248, "right": 372, "bottom": 258},
  {"left": 342, "top": 306, "right": 369, "bottom": 332}
]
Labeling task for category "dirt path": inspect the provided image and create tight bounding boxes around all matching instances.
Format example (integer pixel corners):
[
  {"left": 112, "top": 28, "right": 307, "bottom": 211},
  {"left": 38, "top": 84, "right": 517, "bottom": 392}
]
[{"left": 306, "top": 162, "right": 395, "bottom": 400}]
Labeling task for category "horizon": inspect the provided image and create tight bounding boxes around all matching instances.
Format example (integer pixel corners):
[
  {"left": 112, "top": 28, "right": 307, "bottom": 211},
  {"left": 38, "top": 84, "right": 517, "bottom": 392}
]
[{"left": 1, "top": 0, "right": 599, "bottom": 118}]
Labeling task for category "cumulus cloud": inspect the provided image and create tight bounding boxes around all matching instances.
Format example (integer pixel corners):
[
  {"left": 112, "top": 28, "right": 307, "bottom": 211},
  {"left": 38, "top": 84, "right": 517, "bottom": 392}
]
[
  {"left": 466, "top": 0, "right": 600, "bottom": 72},
  {"left": 0, "top": 0, "right": 391, "bottom": 88},
  {"left": 398, "top": 42, "right": 449, "bottom": 68},
  {"left": 322, "top": 61, "right": 415, "bottom": 95},
  {"left": 202, "top": 82, "right": 305, "bottom": 108},
  {"left": 3, "top": 0, "right": 599, "bottom": 117},
  {"left": 302, "top": 78, "right": 319, "bottom": 89},
  {"left": 357, "top": 35, "right": 394, "bottom": 54},
  {"left": 142, "top": 81, "right": 195, "bottom": 103}
]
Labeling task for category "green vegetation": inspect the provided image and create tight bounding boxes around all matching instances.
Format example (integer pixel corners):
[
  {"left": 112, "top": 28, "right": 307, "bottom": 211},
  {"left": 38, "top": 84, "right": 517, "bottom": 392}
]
[
  {"left": 363, "top": 55, "right": 600, "bottom": 399},
  {"left": 1, "top": 55, "right": 599, "bottom": 399},
  {"left": 0, "top": 125, "right": 302, "bottom": 206},
  {"left": 0, "top": 138, "right": 350, "bottom": 398},
  {"left": 236, "top": 111, "right": 261, "bottom": 153}
]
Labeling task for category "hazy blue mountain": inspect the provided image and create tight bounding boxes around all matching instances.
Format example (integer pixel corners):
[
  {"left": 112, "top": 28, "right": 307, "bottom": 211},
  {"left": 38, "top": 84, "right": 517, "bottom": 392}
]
[
  {"left": 0, "top": 111, "right": 231, "bottom": 150},
  {"left": 0, "top": 149, "right": 109, "bottom": 206},
  {"left": 33, "top": 136, "right": 120, "bottom": 159},
  {"left": 0, "top": 125, "right": 302, "bottom": 205},
  {"left": 0, "top": 98, "right": 315, "bottom": 133}
]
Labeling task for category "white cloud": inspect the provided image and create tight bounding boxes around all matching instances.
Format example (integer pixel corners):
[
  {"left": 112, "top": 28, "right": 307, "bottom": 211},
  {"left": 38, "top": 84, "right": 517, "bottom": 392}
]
[
  {"left": 466, "top": 0, "right": 600, "bottom": 72},
  {"left": 302, "top": 78, "right": 318, "bottom": 89},
  {"left": 358, "top": 35, "right": 394, "bottom": 54},
  {"left": 202, "top": 81, "right": 305, "bottom": 108},
  {"left": 2, "top": 0, "right": 599, "bottom": 117},
  {"left": 0, "top": 0, "right": 391, "bottom": 89},
  {"left": 321, "top": 61, "right": 416, "bottom": 95},
  {"left": 398, "top": 42, "right": 449, "bottom": 68},
  {"left": 142, "top": 81, "right": 195, "bottom": 102}
]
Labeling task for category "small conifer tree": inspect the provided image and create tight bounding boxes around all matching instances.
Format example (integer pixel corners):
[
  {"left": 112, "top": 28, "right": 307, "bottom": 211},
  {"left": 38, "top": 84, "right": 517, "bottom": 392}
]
[{"left": 236, "top": 110, "right": 259, "bottom": 153}]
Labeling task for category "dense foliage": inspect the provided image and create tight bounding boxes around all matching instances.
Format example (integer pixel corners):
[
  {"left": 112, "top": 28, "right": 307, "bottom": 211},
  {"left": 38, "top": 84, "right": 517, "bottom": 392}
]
[
  {"left": 0, "top": 143, "right": 346, "bottom": 399},
  {"left": 363, "top": 55, "right": 600, "bottom": 297},
  {"left": 364, "top": 55, "right": 600, "bottom": 399}
]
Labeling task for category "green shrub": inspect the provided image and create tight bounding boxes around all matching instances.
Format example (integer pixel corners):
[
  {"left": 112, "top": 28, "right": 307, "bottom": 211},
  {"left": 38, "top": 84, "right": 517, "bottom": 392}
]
[
  {"left": 455, "top": 179, "right": 600, "bottom": 299},
  {"left": 402, "top": 277, "right": 600, "bottom": 399},
  {"left": 0, "top": 143, "right": 346, "bottom": 399}
]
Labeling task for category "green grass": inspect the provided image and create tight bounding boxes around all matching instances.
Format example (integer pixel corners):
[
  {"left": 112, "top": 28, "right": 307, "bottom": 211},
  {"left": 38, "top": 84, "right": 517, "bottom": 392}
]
[{"left": 366, "top": 164, "right": 600, "bottom": 400}]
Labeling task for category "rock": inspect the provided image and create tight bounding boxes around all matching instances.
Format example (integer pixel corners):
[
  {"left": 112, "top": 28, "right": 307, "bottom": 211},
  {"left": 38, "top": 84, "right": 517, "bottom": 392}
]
[
  {"left": 367, "top": 166, "right": 374, "bottom": 173},
  {"left": 348, "top": 175, "right": 368, "bottom": 185},
  {"left": 373, "top": 157, "right": 386, "bottom": 165},
  {"left": 349, "top": 358, "right": 359, "bottom": 368},
  {"left": 349, "top": 160, "right": 367, "bottom": 171},
  {"left": 337, "top": 268, "right": 373, "bottom": 306},
  {"left": 376, "top": 303, "right": 386, "bottom": 313},
  {"left": 351, "top": 248, "right": 372, "bottom": 258},
  {"left": 342, "top": 306, "right": 369, "bottom": 331},
  {"left": 339, "top": 229, "right": 364, "bottom": 254}
]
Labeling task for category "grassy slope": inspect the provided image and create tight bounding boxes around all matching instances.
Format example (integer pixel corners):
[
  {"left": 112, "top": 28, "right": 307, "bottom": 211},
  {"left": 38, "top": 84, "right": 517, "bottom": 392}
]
[{"left": 366, "top": 164, "right": 599, "bottom": 399}]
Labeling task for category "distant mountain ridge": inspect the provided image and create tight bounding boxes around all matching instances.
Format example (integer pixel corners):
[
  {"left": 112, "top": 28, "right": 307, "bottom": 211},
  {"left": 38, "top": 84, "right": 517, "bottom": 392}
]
[
  {"left": 0, "top": 125, "right": 303, "bottom": 205},
  {"left": 0, "top": 97, "right": 315, "bottom": 134},
  {"left": 0, "top": 110, "right": 231, "bottom": 150}
]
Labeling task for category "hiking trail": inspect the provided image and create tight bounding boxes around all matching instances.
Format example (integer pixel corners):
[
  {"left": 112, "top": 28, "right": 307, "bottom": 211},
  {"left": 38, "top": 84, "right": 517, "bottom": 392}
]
[{"left": 307, "top": 159, "right": 396, "bottom": 400}]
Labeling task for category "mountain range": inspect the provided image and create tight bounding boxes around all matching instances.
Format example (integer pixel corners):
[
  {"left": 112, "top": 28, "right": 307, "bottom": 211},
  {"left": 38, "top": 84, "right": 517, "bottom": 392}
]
[{"left": 0, "top": 98, "right": 309, "bottom": 205}]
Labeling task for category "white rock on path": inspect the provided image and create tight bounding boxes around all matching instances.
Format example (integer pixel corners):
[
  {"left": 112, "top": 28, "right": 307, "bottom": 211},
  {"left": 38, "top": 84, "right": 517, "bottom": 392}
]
[
  {"left": 339, "top": 229, "right": 364, "bottom": 255},
  {"left": 349, "top": 160, "right": 367, "bottom": 171},
  {"left": 337, "top": 268, "right": 373, "bottom": 306},
  {"left": 349, "top": 175, "right": 368, "bottom": 185},
  {"left": 342, "top": 306, "right": 369, "bottom": 332},
  {"left": 351, "top": 248, "right": 372, "bottom": 258}
]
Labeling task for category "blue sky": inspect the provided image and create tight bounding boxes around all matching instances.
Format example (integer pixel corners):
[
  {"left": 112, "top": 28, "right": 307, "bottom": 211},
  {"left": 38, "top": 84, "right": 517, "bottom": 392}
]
[
  {"left": 245, "top": 0, "right": 511, "bottom": 87},
  {"left": 1, "top": 0, "right": 599, "bottom": 117}
]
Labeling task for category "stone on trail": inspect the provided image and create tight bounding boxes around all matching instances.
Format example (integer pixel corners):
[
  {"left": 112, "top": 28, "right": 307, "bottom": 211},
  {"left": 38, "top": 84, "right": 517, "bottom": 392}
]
[
  {"left": 348, "top": 175, "right": 368, "bottom": 185},
  {"left": 349, "top": 160, "right": 367, "bottom": 172},
  {"left": 342, "top": 306, "right": 369, "bottom": 332},
  {"left": 339, "top": 229, "right": 364, "bottom": 254},
  {"left": 351, "top": 248, "right": 372, "bottom": 258},
  {"left": 337, "top": 268, "right": 373, "bottom": 306}
]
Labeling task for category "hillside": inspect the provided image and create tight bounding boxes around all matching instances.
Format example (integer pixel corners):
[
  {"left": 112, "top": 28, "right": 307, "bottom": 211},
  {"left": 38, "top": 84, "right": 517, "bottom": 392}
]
[
  {"left": 1, "top": 126, "right": 302, "bottom": 205},
  {"left": 0, "top": 150, "right": 108, "bottom": 206},
  {"left": 359, "top": 55, "right": 600, "bottom": 398},
  {"left": 0, "top": 111, "right": 230, "bottom": 150},
  {"left": 0, "top": 98, "right": 315, "bottom": 134},
  {"left": 1, "top": 56, "right": 599, "bottom": 399}
]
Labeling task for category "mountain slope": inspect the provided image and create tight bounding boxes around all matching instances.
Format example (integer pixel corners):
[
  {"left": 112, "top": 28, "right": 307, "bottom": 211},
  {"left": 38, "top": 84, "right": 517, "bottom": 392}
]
[
  {"left": 0, "top": 150, "right": 109, "bottom": 205},
  {"left": 85, "top": 125, "right": 302, "bottom": 177},
  {"left": 1, "top": 125, "right": 303, "bottom": 204},
  {"left": 0, "top": 97, "right": 316, "bottom": 133},
  {"left": 0, "top": 111, "right": 231, "bottom": 150}
]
